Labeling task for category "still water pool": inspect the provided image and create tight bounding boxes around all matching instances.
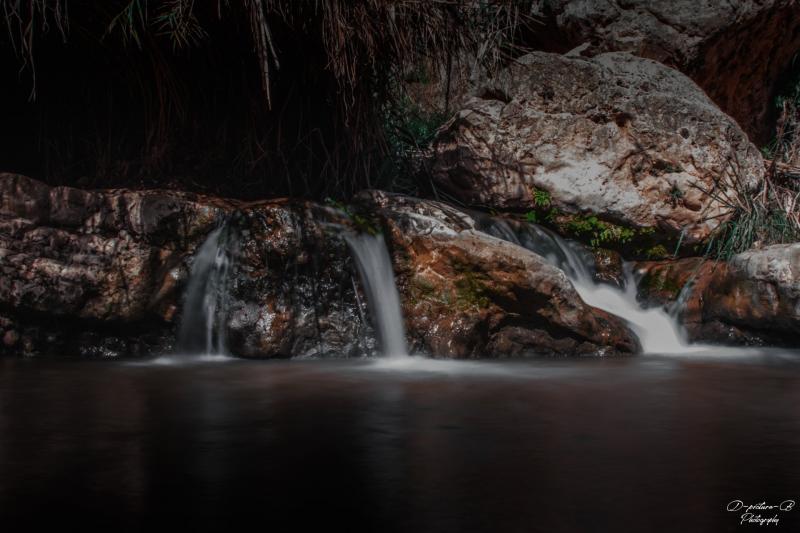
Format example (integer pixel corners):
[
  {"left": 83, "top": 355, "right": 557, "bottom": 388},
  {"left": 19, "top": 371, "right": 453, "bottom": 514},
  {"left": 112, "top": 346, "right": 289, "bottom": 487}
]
[{"left": 1, "top": 352, "right": 799, "bottom": 532}]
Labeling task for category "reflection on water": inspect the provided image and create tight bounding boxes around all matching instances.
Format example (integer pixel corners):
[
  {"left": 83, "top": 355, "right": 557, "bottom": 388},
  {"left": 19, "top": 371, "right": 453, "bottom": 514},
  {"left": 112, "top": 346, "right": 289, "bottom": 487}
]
[{"left": 1, "top": 353, "right": 799, "bottom": 532}]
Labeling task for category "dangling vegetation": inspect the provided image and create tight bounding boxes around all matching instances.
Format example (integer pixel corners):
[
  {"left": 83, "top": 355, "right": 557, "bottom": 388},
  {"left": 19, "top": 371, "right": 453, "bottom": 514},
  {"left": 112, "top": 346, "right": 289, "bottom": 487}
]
[{"left": 0, "top": 0, "right": 538, "bottom": 200}]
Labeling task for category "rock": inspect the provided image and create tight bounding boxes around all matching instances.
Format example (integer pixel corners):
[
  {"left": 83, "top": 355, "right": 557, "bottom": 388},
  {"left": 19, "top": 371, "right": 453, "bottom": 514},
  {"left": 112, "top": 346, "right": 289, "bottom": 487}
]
[
  {"left": 531, "top": 0, "right": 800, "bottom": 143},
  {"left": 431, "top": 52, "right": 764, "bottom": 243},
  {"left": 635, "top": 244, "right": 800, "bottom": 344},
  {"left": 1, "top": 174, "right": 641, "bottom": 358},
  {"left": 223, "top": 202, "right": 365, "bottom": 359},
  {"left": 0, "top": 174, "right": 364, "bottom": 358},
  {"left": 708, "top": 244, "right": 800, "bottom": 339},
  {"left": 364, "top": 191, "right": 640, "bottom": 357},
  {"left": 592, "top": 248, "right": 625, "bottom": 287}
]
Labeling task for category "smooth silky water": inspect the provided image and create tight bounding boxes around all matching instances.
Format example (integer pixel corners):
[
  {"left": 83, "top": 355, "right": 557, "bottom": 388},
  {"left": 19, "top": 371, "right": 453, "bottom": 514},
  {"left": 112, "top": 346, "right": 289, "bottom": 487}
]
[
  {"left": 1, "top": 353, "right": 799, "bottom": 532},
  {"left": 479, "top": 218, "right": 727, "bottom": 354},
  {"left": 172, "top": 223, "right": 238, "bottom": 361},
  {"left": 344, "top": 232, "right": 408, "bottom": 357}
]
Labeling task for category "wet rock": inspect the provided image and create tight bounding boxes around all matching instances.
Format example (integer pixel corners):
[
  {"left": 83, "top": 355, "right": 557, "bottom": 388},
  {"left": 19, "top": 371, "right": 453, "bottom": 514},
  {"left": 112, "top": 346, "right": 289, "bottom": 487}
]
[
  {"left": 635, "top": 244, "right": 800, "bottom": 344},
  {"left": 224, "top": 203, "right": 365, "bottom": 358},
  {"left": 531, "top": 0, "right": 800, "bottom": 144},
  {"left": 593, "top": 248, "right": 625, "bottom": 287},
  {"left": 1, "top": 174, "right": 637, "bottom": 358},
  {"left": 430, "top": 52, "right": 764, "bottom": 243},
  {"left": 364, "top": 191, "right": 641, "bottom": 357},
  {"left": 0, "top": 174, "right": 364, "bottom": 358}
]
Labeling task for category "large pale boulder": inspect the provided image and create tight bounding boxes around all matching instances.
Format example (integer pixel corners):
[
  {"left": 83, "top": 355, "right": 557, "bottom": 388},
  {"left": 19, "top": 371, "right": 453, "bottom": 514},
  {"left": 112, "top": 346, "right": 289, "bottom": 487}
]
[
  {"left": 636, "top": 244, "right": 800, "bottom": 344},
  {"left": 431, "top": 51, "right": 764, "bottom": 243},
  {"left": 531, "top": 0, "right": 800, "bottom": 143}
]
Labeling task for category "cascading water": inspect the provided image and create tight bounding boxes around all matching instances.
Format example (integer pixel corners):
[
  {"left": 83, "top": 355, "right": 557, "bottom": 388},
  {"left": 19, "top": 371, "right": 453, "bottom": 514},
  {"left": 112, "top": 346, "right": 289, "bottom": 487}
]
[
  {"left": 479, "top": 218, "right": 696, "bottom": 354},
  {"left": 344, "top": 232, "right": 408, "bottom": 357},
  {"left": 178, "top": 224, "right": 239, "bottom": 355}
]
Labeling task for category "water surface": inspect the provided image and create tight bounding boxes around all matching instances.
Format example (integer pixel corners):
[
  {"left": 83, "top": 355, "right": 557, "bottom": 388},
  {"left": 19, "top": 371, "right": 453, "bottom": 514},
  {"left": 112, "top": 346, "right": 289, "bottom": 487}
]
[{"left": 1, "top": 353, "right": 799, "bottom": 532}]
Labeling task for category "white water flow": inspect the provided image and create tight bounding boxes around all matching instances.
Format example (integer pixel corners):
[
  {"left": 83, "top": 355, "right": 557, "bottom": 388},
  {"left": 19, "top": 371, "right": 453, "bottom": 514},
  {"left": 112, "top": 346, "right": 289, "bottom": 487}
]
[
  {"left": 345, "top": 233, "right": 408, "bottom": 357},
  {"left": 178, "top": 225, "right": 238, "bottom": 355},
  {"left": 480, "top": 218, "right": 697, "bottom": 354}
]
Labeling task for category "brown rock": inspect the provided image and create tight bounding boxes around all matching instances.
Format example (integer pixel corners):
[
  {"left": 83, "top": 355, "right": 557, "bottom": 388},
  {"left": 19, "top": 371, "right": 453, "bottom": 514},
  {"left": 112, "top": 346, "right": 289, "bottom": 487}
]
[
  {"left": 635, "top": 244, "right": 800, "bottom": 344},
  {"left": 367, "top": 192, "right": 641, "bottom": 357},
  {"left": 0, "top": 174, "right": 364, "bottom": 358},
  {"left": 2, "top": 174, "right": 643, "bottom": 358}
]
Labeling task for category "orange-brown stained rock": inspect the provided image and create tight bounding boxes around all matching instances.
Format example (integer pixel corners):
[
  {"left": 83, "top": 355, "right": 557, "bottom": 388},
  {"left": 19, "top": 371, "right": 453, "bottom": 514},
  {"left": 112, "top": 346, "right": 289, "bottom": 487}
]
[
  {"left": 636, "top": 244, "right": 800, "bottom": 344},
  {"left": 369, "top": 192, "right": 641, "bottom": 357}
]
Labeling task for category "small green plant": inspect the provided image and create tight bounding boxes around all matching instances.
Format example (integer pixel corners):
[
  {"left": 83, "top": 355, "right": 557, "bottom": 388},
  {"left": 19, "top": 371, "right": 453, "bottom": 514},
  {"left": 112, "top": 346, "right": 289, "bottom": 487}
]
[
  {"left": 523, "top": 188, "right": 557, "bottom": 225},
  {"left": 565, "top": 215, "right": 636, "bottom": 248},
  {"left": 532, "top": 188, "right": 551, "bottom": 208},
  {"left": 643, "top": 245, "right": 669, "bottom": 260}
]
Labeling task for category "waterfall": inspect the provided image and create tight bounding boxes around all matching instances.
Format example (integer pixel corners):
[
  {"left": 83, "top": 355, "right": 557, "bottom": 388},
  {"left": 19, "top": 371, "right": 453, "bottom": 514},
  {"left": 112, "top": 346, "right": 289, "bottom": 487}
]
[
  {"left": 178, "top": 224, "right": 238, "bottom": 355},
  {"left": 479, "top": 218, "right": 694, "bottom": 354},
  {"left": 344, "top": 232, "right": 408, "bottom": 357}
]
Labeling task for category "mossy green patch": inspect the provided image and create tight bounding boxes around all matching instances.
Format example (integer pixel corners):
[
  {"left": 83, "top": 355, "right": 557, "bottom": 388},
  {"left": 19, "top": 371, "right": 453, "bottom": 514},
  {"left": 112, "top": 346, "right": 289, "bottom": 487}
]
[
  {"left": 451, "top": 261, "right": 491, "bottom": 309},
  {"left": 640, "top": 270, "right": 682, "bottom": 298},
  {"left": 325, "top": 198, "right": 381, "bottom": 235},
  {"left": 642, "top": 245, "right": 669, "bottom": 260}
]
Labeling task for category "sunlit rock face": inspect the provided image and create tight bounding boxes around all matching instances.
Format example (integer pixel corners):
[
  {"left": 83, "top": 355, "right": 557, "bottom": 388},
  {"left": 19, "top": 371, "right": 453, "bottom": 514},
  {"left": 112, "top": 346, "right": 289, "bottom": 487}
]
[
  {"left": 430, "top": 51, "right": 764, "bottom": 244},
  {"left": 532, "top": 0, "right": 800, "bottom": 144},
  {"left": 363, "top": 191, "right": 640, "bottom": 357},
  {"left": 636, "top": 244, "right": 800, "bottom": 345}
]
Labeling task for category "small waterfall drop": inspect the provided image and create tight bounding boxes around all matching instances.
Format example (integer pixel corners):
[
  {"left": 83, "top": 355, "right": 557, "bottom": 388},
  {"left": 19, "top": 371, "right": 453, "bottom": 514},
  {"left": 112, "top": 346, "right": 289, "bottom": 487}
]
[
  {"left": 178, "top": 224, "right": 238, "bottom": 355},
  {"left": 480, "top": 218, "right": 694, "bottom": 354},
  {"left": 344, "top": 232, "right": 408, "bottom": 357}
]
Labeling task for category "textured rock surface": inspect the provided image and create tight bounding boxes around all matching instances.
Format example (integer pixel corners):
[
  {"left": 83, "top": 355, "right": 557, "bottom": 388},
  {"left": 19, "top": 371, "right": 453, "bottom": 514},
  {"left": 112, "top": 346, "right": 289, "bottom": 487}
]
[
  {"left": 431, "top": 51, "right": 764, "bottom": 243},
  {"left": 636, "top": 244, "right": 800, "bottom": 344},
  {"left": 1, "top": 174, "right": 638, "bottom": 358},
  {"left": 365, "top": 192, "right": 640, "bottom": 357},
  {"left": 0, "top": 173, "right": 364, "bottom": 358},
  {"left": 531, "top": 0, "right": 800, "bottom": 143}
]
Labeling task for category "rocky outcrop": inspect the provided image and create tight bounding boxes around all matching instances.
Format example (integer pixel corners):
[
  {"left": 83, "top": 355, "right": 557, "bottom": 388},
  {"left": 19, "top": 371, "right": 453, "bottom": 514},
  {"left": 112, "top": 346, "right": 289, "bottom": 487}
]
[
  {"left": 0, "top": 173, "right": 364, "bottom": 358},
  {"left": 364, "top": 192, "right": 640, "bottom": 357},
  {"left": 431, "top": 51, "right": 764, "bottom": 244},
  {"left": 531, "top": 0, "right": 800, "bottom": 143},
  {"left": 636, "top": 244, "right": 800, "bottom": 344},
  {"left": 0, "top": 174, "right": 639, "bottom": 358}
]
